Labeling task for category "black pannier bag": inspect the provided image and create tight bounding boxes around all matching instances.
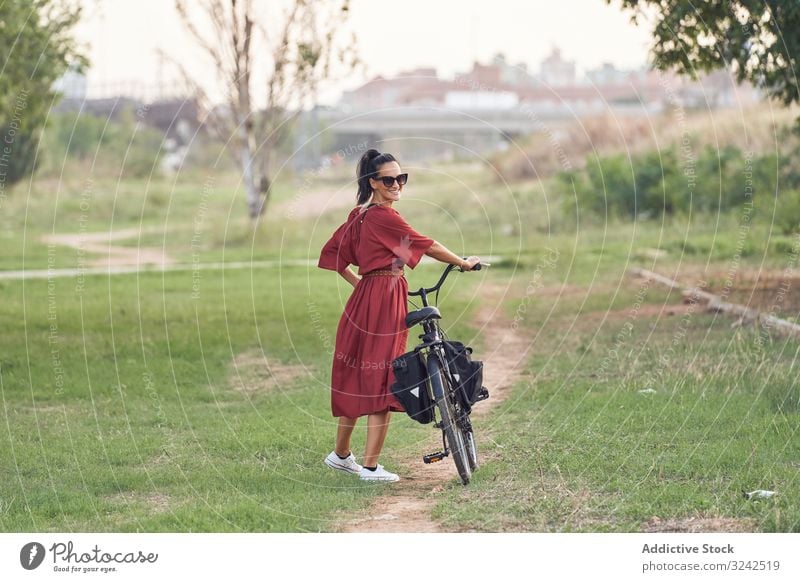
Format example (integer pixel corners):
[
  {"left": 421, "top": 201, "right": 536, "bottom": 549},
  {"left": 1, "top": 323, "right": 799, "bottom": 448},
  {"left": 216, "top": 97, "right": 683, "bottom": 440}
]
[
  {"left": 441, "top": 340, "right": 487, "bottom": 413},
  {"left": 390, "top": 350, "right": 435, "bottom": 424}
]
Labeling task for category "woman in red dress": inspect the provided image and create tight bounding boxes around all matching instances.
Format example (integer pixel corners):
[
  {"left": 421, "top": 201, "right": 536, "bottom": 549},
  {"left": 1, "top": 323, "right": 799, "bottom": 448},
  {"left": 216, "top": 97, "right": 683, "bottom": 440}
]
[{"left": 318, "top": 149, "right": 480, "bottom": 481}]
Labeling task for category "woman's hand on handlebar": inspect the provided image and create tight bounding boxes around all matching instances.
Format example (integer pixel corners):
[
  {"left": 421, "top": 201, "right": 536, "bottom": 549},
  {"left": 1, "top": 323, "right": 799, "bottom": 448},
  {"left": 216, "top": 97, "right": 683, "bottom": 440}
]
[{"left": 460, "top": 256, "right": 481, "bottom": 271}]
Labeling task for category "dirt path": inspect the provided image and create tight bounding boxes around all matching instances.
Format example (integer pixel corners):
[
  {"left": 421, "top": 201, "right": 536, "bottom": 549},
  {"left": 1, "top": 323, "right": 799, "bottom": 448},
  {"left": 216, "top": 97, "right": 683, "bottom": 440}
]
[
  {"left": 337, "top": 280, "right": 532, "bottom": 532},
  {"left": 42, "top": 226, "right": 174, "bottom": 268},
  {"left": 280, "top": 184, "right": 354, "bottom": 220}
]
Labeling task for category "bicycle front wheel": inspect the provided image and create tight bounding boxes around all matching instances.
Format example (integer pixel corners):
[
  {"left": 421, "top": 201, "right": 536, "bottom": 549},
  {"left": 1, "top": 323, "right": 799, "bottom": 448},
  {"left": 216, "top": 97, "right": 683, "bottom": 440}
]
[
  {"left": 428, "top": 353, "right": 471, "bottom": 485},
  {"left": 465, "top": 429, "right": 478, "bottom": 471}
]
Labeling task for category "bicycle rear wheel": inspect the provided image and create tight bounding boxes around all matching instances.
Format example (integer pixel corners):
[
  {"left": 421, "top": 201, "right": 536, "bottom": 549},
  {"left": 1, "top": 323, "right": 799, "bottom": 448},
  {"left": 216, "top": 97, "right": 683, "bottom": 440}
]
[{"left": 428, "top": 353, "right": 471, "bottom": 485}]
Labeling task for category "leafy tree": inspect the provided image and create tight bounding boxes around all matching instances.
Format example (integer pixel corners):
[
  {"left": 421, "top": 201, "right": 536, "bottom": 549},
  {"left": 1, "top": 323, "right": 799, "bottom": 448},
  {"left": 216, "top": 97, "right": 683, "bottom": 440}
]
[
  {"left": 611, "top": 1, "right": 800, "bottom": 119},
  {"left": 0, "top": 0, "right": 86, "bottom": 190}
]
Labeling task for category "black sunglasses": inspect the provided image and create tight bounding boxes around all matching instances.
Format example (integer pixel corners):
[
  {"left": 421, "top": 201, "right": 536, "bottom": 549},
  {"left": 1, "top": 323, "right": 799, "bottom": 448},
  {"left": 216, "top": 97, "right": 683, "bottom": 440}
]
[{"left": 373, "top": 173, "right": 408, "bottom": 187}]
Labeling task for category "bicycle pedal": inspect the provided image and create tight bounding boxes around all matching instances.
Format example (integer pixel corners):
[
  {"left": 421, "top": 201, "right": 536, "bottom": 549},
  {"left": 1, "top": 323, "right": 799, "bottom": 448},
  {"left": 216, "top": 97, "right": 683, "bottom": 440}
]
[
  {"left": 423, "top": 451, "right": 448, "bottom": 464},
  {"left": 476, "top": 387, "right": 490, "bottom": 402}
]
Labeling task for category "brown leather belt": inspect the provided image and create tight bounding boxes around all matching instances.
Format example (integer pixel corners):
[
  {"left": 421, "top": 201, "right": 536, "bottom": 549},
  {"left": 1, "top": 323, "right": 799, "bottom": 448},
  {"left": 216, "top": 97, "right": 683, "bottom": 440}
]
[{"left": 362, "top": 269, "right": 404, "bottom": 277}]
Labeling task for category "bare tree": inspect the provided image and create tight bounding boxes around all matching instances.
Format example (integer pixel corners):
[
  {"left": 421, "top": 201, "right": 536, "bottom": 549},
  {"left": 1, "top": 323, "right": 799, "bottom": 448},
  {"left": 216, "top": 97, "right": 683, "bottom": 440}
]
[{"left": 174, "top": 0, "right": 356, "bottom": 221}]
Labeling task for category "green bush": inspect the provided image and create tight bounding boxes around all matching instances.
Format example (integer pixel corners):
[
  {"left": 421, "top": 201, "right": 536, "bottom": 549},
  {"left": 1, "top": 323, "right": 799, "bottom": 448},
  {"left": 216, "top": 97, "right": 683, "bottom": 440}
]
[
  {"left": 47, "top": 110, "right": 107, "bottom": 160},
  {"left": 561, "top": 143, "right": 800, "bottom": 225},
  {"left": 40, "top": 109, "right": 164, "bottom": 179},
  {"left": 774, "top": 190, "right": 800, "bottom": 235}
]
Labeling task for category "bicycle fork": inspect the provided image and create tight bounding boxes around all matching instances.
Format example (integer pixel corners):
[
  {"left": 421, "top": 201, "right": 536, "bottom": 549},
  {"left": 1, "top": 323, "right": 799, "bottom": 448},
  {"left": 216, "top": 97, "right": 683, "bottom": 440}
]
[{"left": 423, "top": 344, "right": 464, "bottom": 465}]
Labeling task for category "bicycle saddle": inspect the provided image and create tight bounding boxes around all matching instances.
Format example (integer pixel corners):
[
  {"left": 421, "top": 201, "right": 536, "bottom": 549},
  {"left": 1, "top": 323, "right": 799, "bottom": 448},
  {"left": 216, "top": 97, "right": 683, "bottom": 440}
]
[{"left": 405, "top": 306, "right": 441, "bottom": 328}]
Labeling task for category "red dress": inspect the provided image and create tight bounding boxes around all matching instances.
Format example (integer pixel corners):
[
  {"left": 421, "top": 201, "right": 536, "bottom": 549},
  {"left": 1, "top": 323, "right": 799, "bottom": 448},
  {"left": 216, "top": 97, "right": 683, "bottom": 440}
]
[{"left": 318, "top": 204, "right": 435, "bottom": 418}]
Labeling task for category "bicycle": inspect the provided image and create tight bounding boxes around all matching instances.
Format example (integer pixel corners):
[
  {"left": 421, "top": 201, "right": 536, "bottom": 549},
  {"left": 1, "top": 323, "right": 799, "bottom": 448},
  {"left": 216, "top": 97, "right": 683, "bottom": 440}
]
[{"left": 403, "top": 261, "right": 489, "bottom": 485}]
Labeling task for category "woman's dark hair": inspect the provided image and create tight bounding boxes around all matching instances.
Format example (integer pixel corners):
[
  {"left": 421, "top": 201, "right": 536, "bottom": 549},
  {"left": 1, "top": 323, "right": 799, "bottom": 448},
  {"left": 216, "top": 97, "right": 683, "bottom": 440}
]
[{"left": 356, "top": 149, "right": 397, "bottom": 205}]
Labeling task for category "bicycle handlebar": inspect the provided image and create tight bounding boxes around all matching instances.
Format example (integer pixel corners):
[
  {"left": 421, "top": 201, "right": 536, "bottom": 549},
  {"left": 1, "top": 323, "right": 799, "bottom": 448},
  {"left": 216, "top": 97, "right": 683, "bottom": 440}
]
[{"left": 408, "top": 259, "right": 485, "bottom": 297}]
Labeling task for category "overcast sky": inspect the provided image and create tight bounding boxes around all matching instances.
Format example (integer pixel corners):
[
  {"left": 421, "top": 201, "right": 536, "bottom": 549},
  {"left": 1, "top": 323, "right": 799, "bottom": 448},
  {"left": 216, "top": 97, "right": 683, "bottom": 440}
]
[{"left": 73, "top": 0, "right": 655, "bottom": 103}]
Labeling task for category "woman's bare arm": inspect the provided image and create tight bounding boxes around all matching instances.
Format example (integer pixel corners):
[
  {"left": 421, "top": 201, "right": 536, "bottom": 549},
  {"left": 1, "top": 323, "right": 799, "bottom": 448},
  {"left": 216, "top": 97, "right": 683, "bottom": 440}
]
[
  {"left": 337, "top": 244, "right": 477, "bottom": 287},
  {"left": 425, "top": 241, "right": 479, "bottom": 270},
  {"left": 339, "top": 267, "right": 361, "bottom": 288}
]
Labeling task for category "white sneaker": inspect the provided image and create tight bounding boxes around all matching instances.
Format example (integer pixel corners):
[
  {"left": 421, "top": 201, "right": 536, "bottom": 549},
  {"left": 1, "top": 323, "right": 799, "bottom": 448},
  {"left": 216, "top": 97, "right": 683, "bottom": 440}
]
[
  {"left": 359, "top": 464, "right": 400, "bottom": 482},
  {"left": 324, "top": 451, "right": 362, "bottom": 475}
]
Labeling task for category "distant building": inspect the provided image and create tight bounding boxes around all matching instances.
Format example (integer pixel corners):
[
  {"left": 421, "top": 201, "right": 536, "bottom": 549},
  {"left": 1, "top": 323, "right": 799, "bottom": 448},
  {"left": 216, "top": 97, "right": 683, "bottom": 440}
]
[
  {"left": 457, "top": 53, "right": 536, "bottom": 91},
  {"left": 586, "top": 63, "right": 630, "bottom": 87},
  {"left": 539, "top": 47, "right": 576, "bottom": 87},
  {"left": 445, "top": 91, "right": 519, "bottom": 110},
  {"left": 339, "top": 68, "right": 460, "bottom": 110},
  {"left": 340, "top": 49, "right": 761, "bottom": 114},
  {"left": 298, "top": 50, "right": 762, "bottom": 164},
  {"left": 494, "top": 54, "right": 536, "bottom": 87}
]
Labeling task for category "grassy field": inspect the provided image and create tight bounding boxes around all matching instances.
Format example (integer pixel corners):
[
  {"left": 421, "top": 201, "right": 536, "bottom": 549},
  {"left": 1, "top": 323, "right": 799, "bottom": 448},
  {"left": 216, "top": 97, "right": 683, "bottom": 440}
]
[
  {"left": 0, "top": 262, "right": 480, "bottom": 531},
  {"left": 2, "top": 149, "right": 799, "bottom": 532},
  {"left": 432, "top": 259, "right": 800, "bottom": 532}
]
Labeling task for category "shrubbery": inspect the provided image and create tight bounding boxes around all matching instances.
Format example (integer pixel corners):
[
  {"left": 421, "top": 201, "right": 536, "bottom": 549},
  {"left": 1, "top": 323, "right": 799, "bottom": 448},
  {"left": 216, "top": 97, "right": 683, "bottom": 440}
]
[
  {"left": 39, "top": 109, "right": 164, "bottom": 179},
  {"left": 560, "top": 142, "right": 800, "bottom": 233}
]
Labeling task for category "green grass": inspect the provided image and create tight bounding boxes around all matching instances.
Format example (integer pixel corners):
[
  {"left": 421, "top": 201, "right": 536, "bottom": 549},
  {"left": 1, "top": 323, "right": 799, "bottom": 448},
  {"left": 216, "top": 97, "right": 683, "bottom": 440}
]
[
  {"left": 431, "top": 276, "right": 800, "bottom": 532},
  {"left": 4, "top": 158, "right": 797, "bottom": 280},
  {"left": 3, "top": 157, "right": 800, "bottom": 532},
  {"left": 0, "top": 263, "right": 479, "bottom": 531}
]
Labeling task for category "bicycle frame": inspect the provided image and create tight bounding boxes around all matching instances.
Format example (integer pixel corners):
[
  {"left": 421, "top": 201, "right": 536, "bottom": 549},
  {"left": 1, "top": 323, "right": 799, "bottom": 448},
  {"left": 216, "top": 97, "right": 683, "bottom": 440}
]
[
  {"left": 407, "top": 262, "right": 481, "bottom": 483},
  {"left": 409, "top": 263, "right": 463, "bottom": 397}
]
